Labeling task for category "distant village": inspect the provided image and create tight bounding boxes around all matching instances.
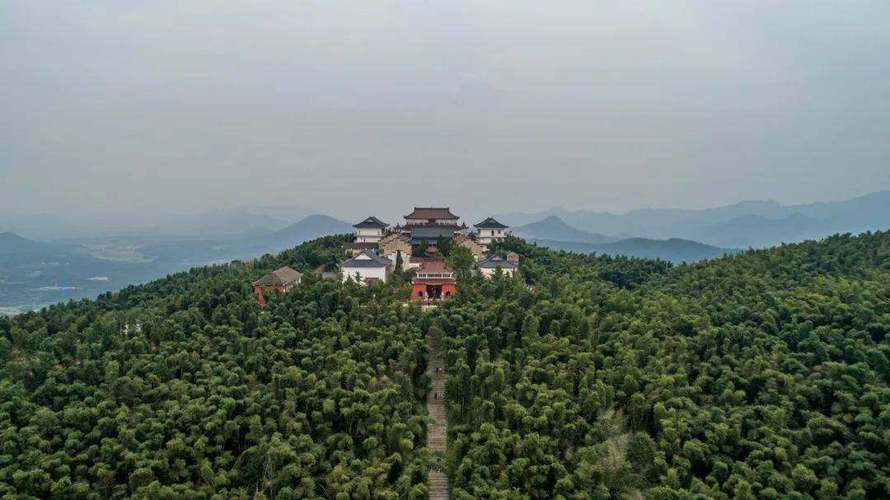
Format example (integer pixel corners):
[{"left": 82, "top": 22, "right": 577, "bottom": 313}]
[{"left": 252, "top": 207, "right": 518, "bottom": 305}]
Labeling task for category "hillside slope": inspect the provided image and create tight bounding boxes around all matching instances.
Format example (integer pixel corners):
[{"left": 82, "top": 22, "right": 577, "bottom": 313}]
[
  {"left": 2, "top": 231, "right": 889, "bottom": 497},
  {"left": 440, "top": 232, "right": 890, "bottom": 498},
  {"left": 0, "top": 235, "right": 432, "bottom": 498}
]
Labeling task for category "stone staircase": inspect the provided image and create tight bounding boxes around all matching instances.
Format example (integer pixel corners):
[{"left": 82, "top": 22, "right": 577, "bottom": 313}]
[
  {"left": 428, "top": 471, "right": 448, "bottom": 500},
  {"left": 427, "top": 332, "right": 448, "bottom": 500}
]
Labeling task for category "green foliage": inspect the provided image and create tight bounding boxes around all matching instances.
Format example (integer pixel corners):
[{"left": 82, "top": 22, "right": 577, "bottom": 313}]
[
  {"left": 3, "top": 230, "right": 890, "bottom": 498},
  {"left": 0, "top": 235, "right": 431, "bottom": 498},
  {"left": 415, "top": 240, "right": 429, "bottom": 258},
  {"left": 447, "top": 246, "right": 475, "bottom": 280},
  {"left": 436, "top": 237, "right": 453, "bottom": 257},
  {"left": 438, "top": 231, "right": 890, "bottom": 498}
]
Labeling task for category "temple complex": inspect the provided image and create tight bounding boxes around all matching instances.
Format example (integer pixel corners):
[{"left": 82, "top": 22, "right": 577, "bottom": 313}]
[{"left": 252, "top": 208, "right": 517, "bottom": 303}]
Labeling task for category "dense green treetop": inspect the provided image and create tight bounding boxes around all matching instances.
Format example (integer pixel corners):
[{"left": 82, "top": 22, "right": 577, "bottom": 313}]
[
  {"left": 1, "top": 231, "right": 888, "bottom": 498},
  {"left": 1, "top": 235, "right": 430, "bottom": 498},
  {"left": 436, "top": 232, "right": 890, "bottom": 499}
]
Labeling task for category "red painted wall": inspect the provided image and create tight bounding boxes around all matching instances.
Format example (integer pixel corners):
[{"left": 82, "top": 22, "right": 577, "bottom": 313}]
[
  {"left": 254, "top": 286, "right": 268, "bottom": 306},
  {"left": 255, "top": 284, "right": 288, "bottom": 306},
  {"left": 411, "top": 281, "right": 457, "bottom": 301}
]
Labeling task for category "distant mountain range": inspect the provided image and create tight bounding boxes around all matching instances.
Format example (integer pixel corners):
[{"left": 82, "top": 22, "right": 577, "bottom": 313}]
[
  {"left": 129, "top": 214, "right": 354, "bottom": 266},
  {"left": 0, "top": 232, "right": 88, "bottom": 266},
  {"left": 512, "top": 217, "right": 733, "bottom": 263},
  {"left": 512, "top": 216, "right": 613, "bottom": 244},
  {"left": 3, "top": 190, "right": 888, "bottom": 313},
  {"left": 0, "top": 204, "right": 322, "bottom": 240},
  {"left": 0, "top": 215, "right": 353, "bottom": 313},
  {"left": 530, "top": 237, "right": 734, "bottom": 263},
  {"left": 499, "top": 191, "right": 890, "bottom": 248}
]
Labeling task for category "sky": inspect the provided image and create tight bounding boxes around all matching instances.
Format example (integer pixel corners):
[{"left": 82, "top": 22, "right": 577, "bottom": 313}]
[{"left": 2, "top": 0, "right": 889, "bottom": 228}]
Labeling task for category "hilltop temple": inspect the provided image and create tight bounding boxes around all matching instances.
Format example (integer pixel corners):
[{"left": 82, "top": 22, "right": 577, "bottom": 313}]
[
  {"left": 254, "top": 207, "right": 516, "bottom": 304},
  {"left": 340, "top": 208, "right": 516, "bottom": 301},
  {"left": 395, "top": 207, "right": 468, "bottom": 246}
]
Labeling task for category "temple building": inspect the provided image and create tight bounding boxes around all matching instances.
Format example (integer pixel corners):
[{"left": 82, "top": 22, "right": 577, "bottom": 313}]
[
  {"left": 379, "top": 233, "right": 412, "bottom": 268},
  {"left": 397, "top": 207, "right": 467, "bottom": 245},
  {"left": 340, "top": 251, "right": 392, "bottom": 285},
  {"left": 252, "top": 266, "right": 302, "bottom": 305},
  {"left": 354, "top": 216, "right": 388, "bottom": 242},
  {"left": 454, "top": 235, "right": 486, "bottom": 261},
  {"left": 347, "top": 216, "right": 389, "bottom": 255},
  {"left": 412, "top": 260, "right": 456, "bottom": 301},
  {"left": 474, "top": 217, "right": 509, "bottom": 249},
  {"left": 478, "top": 254, "right": 518, "bottom": 278},
  {"left": 336, "top": 206, "right": 508, "bottom": 302}
]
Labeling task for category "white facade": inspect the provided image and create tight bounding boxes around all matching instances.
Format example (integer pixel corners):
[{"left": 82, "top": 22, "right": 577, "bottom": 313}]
[
  {"left": 341, "top": 253, "right": 390, "bottom": 285},
  {"left": 355, "top": 227, "right": 384, "bottom": 243},
  {"left": 479, "top": 266, "right": 516, "bottom": 279},
  {"left": 477, "top": 228, "right": 508, "bottom": 246}
]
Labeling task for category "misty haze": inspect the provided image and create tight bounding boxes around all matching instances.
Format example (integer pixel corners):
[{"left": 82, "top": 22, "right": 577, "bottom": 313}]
[{"left": 1, "top": 1, "right": 889, "bottom": 498}]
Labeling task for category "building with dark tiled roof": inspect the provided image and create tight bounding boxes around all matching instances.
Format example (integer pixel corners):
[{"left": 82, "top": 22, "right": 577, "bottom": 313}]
[
  {"left": 396, "top": 207, "right": 467, "bottom": 245},
  {"left": 353, "top": 216, "right": 389, "bottom": 244},
  {"left": 340, "top": 251, "right": 392, "bottom": 285},
  {"left": 474, "top": 217, "right": 510, "bottom": 249},
  {"left": 477, "top": 254, "right": 518, "bottom": 278},
  {"left": 404, "top": 207, "right": 459, "bottom": 224},
  {"left": 252, "top": 266, "right": 302, "bottom": 305}
]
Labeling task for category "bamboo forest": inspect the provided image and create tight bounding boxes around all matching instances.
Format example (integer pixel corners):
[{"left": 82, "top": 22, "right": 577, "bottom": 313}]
[{"left": 2, "top": 231, "right": 889, "bottom": 499}]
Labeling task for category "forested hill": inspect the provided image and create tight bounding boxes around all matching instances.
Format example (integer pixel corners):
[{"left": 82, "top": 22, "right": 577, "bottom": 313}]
[
  {"left": 434, "top": 231, "right": 890, "bottom": 498},
  {"left": 1, "top": 231, "right": 889, "bottom": 498},
  {"left": 0, "top": 235, "right": 434, "bottom": 498}
]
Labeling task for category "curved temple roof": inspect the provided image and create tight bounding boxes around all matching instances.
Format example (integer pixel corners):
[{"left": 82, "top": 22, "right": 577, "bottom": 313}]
[
  {"left": 404, "top": 207, "right": 459, "bottom": 220},
  {"left": 478, "top": 255, "right": 518, "bottom": 269},
  {"left": 354, "top": 216, "right": 389, "bottom": 229},
  {"left": 474, "top": 217, "right": 508, "bottom": 229},
  {"left": 341, "top": 251, "right": 392, "bottom": 268}
]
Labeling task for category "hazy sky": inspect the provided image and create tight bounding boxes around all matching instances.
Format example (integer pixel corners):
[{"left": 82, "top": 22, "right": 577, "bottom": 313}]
[{"left": 3, "top": 0, "right": 889, "bottom": 225}]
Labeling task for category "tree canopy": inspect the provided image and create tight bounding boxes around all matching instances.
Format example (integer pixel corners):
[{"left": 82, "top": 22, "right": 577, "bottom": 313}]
[
  {"left": 0, "top": 236, "right": 431, "bottom": 498},
  {"left": 1, "top": 231, "right": 889, "bottom": 498},
  {"left": 434, "top": 233, "right": 890, "bottom": 498}
]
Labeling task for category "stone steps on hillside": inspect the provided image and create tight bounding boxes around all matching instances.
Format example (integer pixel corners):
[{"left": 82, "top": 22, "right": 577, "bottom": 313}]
[
  {"left": 426, "top": 331, "right": 449, "bottom": 498},
  {"left": 429, "top": 471, "right": 449, "bottom": 500}
]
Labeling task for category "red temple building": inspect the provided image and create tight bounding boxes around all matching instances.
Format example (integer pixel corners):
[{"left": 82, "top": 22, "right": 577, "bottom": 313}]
[{"left": 411, "top": 260, "right": 456, "bottom": 301}]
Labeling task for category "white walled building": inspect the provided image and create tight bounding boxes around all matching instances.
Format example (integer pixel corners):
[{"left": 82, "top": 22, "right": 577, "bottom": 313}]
[
  {"left": 340, "top": 251, "right": 391, "bottom": 285},
  {"left": 477, "top": 254, "right": 518, "bottom": 279},
  {"left": 474, "top": 217, "right": 510, "bottom": 248},
  {"left": 353, "top": 216, "right": 389, "bottom": 243}
]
